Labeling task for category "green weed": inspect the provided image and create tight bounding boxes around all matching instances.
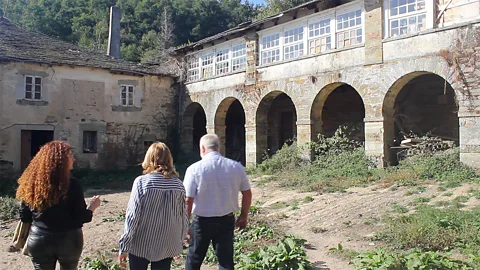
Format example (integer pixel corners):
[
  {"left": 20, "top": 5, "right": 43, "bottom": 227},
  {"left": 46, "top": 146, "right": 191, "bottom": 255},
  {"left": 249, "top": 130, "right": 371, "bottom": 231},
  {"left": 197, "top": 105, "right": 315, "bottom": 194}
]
[{"left": 0, "top": 197, "right": 18, "bottom": 221}]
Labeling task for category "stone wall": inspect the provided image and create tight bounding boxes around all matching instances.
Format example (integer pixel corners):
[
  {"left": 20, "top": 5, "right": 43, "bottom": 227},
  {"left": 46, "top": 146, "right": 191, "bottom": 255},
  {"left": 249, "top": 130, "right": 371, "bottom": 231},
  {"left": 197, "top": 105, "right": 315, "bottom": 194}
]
[
  {"left": 0, "top": 62, "right": 175, "bottom": 171},
  {"left": 180, "top": 4, "right": 480, "bottom": 168}
]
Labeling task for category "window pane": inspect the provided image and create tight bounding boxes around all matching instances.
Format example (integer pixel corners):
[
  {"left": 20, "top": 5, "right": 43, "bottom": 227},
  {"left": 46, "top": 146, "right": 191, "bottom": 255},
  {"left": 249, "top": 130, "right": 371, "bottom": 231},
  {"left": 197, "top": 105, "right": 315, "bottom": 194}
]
[
  {"left": 34, "top": 93, "right": 41, "bottom": 100},
  {"left": 25, "top": 91, "right": 32, "bottom": 99},
  {"left": 26, "top": 84, "right": 32, "bottom": 92},
  {"left": 128, "top": 86, "right": 134, "bottom": 93},
  {"left": 35, "top": 77, "right": 41, "bottom": 84},
  {"left": 121, "top": 92, "right": 126, "bottom": 98},
  {"left": 34, "top": 85, "right": 41, "bottom": 93},
  {"left": 25, "top": 77, "right": 32, "bottom": 84}
]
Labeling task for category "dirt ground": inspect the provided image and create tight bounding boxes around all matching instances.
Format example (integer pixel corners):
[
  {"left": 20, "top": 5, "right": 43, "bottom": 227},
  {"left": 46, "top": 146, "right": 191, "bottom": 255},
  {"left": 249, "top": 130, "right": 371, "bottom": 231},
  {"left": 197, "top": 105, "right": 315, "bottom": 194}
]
[{"left": 1, "top": 178, "right": 479, "bottom": 270}]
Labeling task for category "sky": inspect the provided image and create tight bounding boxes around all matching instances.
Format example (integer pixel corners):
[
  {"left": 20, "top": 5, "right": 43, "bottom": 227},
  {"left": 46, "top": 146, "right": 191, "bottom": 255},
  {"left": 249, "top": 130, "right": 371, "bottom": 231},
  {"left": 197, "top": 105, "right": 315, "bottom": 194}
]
[{"left": 246, "top": 0, "right": 266, "bottom": 5}]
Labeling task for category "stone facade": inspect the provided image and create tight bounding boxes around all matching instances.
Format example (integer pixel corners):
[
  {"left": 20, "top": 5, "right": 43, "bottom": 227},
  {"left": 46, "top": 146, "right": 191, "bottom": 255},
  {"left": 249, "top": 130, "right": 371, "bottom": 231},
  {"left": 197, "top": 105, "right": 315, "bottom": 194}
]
[
  {"left": 178, "top": 0, "right": 480, "bottom": 168},
  {"left": 0, "top": 62, "right": 175, "bottom": 171}
]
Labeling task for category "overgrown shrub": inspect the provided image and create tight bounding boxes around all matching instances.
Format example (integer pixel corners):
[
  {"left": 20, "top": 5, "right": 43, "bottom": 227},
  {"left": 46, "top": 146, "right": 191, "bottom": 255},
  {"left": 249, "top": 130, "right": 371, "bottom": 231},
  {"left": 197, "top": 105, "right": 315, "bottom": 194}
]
[
  {"left": 312, "top": 124, "right": 363, "bottom": 156},
  {"left": 0, "top": 197, "right": 18, "bottom": 221},
  {"left": 397, "top": 149, "right": 478, "bottom": 184},
  {"left": 256, "top": 142, "right": 305, "bottom": 174},
  {"left": 236, "top": 235, "right": 313, "bottom": 270},
  {"left": 280, "top": 149, "right": 377, "bottom": 192},
  {"left": 81, "top": 256, "right": 121, "bottom": 270},
  {"left": 353, "top": 248, "right": 473, "bottom": 270},
  {"left": 72, "top": 167, "right": 142, "bottom": 191},
  {"left": 378, "top": 206, "right": 480, "bottom": 251}
]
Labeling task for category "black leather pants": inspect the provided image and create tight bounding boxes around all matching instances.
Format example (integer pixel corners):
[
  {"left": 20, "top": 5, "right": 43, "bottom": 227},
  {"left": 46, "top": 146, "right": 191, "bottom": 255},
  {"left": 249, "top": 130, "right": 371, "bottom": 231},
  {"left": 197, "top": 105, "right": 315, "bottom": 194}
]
[{"left": 27, "top": 225, "right": 83, "bottom": 270}]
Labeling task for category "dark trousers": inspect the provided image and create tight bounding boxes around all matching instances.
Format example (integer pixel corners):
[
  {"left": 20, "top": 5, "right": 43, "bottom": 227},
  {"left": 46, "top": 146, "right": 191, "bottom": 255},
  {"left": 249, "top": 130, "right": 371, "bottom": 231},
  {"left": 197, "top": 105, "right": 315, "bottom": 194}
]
[
  {"left": 27, "top": 226, "right": 83, "bottom": 270},
  {"left": 185, "top": 215, "right": 235, "bottom": 270},
  {"left": 128, "top": 254, "right": 173, "bottom": 270}
]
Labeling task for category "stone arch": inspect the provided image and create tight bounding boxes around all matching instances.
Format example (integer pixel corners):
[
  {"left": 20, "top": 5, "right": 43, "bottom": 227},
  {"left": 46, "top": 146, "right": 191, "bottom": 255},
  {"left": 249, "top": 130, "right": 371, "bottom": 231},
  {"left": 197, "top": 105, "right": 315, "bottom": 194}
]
[
  {"left": 215, "top": 97, "right": 246, "bottom": 165},
  {"left": 256, "top": 91, "right": 297, "bottom": 163},
  {"left": 382, "top": 71, "right": 459, "bottom": 165},
  {"left": 311, "top": 82, "right": 366, "bottom": 142},
  {"left": 182, "top": 102, "right": 207, "bottom": 156}
]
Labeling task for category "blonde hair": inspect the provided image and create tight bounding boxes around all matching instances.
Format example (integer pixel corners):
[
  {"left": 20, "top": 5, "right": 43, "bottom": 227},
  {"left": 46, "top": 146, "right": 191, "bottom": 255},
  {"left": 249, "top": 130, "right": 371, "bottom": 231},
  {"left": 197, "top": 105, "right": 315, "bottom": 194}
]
[{"left": 142, "top": 142, "right": 179, "bottom": 178}]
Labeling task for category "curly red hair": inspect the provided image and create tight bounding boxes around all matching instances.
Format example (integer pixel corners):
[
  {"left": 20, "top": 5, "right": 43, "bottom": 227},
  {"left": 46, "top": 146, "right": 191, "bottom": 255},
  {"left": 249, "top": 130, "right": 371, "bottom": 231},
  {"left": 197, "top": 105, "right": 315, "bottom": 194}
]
[{"left": 16, "top": 141, "right": 72, "bottom": 212}]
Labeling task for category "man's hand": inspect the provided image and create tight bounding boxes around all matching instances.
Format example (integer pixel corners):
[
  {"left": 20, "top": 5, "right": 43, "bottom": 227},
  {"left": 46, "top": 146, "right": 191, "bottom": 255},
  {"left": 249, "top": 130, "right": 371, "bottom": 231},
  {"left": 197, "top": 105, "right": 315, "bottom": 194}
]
[
  {"left": 118, "top": 253, "right": 128, "bottom": 269},
  {"left": 235, "top": 215, "right": 248, "bottom": 229}
]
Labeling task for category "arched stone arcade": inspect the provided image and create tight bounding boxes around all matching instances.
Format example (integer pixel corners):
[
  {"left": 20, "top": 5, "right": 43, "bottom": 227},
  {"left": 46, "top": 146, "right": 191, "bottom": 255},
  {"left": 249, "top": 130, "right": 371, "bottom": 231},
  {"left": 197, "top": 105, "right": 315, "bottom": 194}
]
[
  {"left": 311, "top": 83, "right": 366, "bottom": 142},
  {"left": 383, "top": 72, "right": 459, "bottom": 165},
  {"left": 215, "top": 98, "right": 246, "bottom": 165},
  {"left": 182, "top": 102, "right": 207, "bottom": 156},
  {"left": 256, "top": 91, "right": 297, "bottom": 162}
]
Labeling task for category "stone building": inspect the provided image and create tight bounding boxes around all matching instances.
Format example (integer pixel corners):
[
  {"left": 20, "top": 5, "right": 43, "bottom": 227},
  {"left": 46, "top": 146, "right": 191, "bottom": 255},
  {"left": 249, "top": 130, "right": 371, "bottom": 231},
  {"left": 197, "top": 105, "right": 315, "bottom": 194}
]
[
  {"left": 0, "top": 17, "right": 176, "bottom": 172},
  {"left": 176, "top": 0, "right": 480, "bottom": 168}
]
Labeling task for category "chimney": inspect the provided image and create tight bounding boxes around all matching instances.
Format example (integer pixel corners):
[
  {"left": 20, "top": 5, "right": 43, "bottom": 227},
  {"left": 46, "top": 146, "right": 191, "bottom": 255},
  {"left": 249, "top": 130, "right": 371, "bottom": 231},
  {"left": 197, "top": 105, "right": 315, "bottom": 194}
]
[{"left": 107, "top": 6, "right": 121, "bottom": 59}]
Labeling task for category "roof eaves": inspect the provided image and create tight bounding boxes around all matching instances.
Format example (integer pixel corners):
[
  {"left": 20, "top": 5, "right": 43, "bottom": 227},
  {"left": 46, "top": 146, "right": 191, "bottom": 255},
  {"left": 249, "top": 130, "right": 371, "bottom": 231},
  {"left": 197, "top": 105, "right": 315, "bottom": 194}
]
[{"left": 175, "top": 0, "right": 332, "bottom": 53}]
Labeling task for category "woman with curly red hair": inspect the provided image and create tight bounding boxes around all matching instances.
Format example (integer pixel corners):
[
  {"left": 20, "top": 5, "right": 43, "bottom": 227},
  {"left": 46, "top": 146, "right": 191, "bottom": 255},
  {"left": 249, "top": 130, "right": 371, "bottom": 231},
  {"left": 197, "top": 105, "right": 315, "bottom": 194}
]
[{"left": 16, "top": 140, "right": 101, "bottom": 270}]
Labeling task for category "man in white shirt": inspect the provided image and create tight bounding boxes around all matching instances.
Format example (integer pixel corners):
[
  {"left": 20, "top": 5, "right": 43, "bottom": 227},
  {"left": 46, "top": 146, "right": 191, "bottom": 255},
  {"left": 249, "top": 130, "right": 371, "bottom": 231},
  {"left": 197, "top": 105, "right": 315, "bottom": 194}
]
[{"left": 184, "top": 134, "right": 252, "bottom": 270}]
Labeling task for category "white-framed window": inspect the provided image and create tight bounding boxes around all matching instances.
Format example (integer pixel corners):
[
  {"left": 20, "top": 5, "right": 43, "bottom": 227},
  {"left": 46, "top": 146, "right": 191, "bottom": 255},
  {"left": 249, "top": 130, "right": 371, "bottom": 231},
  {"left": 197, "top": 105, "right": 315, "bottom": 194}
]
[
  {"left": 261, "top": 33, "right": 281, "bottom": 65},
  {"left": 187, "top": 55, "right": 200, "bottom": 81},
  {"left": 121, "top": 85, "right": 134, "bottom": 106},
  {"left": 24, "top": 76, "right": 42, "bottom": 100},
  {"left": 284, "top": 26, "right": 305, "bottom": 60},
  {"left": 336, "top": 8, "right": 363, "bottom": 49},
  {"left": 387, "top": 0, "right": 427, "bottom": 37},
  {"left": 232, "top": 42, "right": 247, "bottom": 71},
  {"left": 201, "top": 53, "right": 214, "bottom": 79},
  {"left": 215, "top": 48, "right": 230, "bottom": 75},
  {"left": 308, "top": 17, "right": 332, "bottom": 54}
]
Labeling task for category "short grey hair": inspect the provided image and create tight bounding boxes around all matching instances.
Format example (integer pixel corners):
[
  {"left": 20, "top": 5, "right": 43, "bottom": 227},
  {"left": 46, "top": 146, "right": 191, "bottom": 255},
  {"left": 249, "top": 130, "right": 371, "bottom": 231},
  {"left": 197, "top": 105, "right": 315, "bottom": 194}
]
[{"left": 200, "top": 134, "right": 220, "bottom": 151}]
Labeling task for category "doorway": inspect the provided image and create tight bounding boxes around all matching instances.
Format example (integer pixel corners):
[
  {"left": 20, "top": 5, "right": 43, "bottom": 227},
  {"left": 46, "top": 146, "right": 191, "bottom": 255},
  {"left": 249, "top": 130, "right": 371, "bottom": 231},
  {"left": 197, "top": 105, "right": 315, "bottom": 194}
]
[{"left": 21, "top": 130, "right": 54, "bottom": 170}]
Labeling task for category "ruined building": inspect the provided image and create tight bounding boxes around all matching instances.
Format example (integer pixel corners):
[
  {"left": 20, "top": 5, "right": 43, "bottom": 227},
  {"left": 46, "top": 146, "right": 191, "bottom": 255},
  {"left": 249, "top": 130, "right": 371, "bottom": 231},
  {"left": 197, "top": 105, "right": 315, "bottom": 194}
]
[
  {"left": 176, "top": 0, "right": 480, "bottom": 168},
  {"left": 0, "top": 7, "right": 176, "bottom": 172},
  {"left": 1, "top": 0, "right": 480, "bottom": 173}
]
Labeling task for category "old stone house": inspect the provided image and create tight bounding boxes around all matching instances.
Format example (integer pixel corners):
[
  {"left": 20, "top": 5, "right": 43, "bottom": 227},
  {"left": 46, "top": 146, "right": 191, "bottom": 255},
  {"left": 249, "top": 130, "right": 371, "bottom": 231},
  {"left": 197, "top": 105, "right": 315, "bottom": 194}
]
[
  {"left": 0, "top": 17, "right": 176, "bottom": 172},
  {"left": 176, "top": 0, "right": 480, "bottom": 168}
]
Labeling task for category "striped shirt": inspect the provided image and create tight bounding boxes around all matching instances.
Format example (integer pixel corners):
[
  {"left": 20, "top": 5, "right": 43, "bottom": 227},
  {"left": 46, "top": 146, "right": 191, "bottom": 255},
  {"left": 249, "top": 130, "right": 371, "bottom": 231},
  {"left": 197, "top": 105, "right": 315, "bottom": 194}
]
[
  {"left": 184, "top": 151, "right": 251, "bottom": 217},
  {"left": 119, "top": 173, "right": 188, "bottom": 261}
]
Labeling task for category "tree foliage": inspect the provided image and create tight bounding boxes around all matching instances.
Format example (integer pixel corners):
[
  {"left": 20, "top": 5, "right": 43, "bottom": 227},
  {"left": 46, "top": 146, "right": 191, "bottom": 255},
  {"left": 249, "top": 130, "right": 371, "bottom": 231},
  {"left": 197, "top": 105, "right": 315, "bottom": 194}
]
[{"left": 0, "top": 0, "right": 311, "bottom": 62}]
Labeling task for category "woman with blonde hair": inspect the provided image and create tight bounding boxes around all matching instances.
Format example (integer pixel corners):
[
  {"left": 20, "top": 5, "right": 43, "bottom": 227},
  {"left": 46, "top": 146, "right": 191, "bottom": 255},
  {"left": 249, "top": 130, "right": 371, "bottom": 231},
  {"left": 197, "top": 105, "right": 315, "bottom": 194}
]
[
  {"left": 17, "top": 141, "right": 101, "bottom": 270},
  {"left": 118, "top": 142, "right": 188, "bottom": 270}
]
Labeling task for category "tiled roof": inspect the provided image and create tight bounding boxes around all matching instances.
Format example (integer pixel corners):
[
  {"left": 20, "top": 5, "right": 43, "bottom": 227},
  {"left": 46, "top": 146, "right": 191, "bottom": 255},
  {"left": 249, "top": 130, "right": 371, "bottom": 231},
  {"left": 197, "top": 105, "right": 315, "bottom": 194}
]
[
  {"left": 176, "top": 0, "right": 351, "bottom": 52},
  {"left": 0, "top": 17, "right": 168, "bottom": 76}
]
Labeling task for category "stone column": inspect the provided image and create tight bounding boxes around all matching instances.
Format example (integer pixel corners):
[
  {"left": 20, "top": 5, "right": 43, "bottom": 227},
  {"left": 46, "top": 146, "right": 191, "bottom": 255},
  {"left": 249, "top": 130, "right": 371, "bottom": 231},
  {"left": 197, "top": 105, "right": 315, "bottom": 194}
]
[
  {"left": 296, "top": 119, "right": 313, "bottom": 161},
  {"left": 245, "top": 31, "right": 258, "bottom": 86},
  {"left": 245, "top": 124, "right": 257, "bottom": 167},
  {"left": 216, "top": 124, "right": 227, "bottom": 156},
  {"left": 365, "top": 117, "right": 386, "bottom": 167},
  {"left": 459, "top": 115, "right": 480, "bottom": 168},
  {"left": 364, "top": 0, "right": 383, "bottom": 65}
]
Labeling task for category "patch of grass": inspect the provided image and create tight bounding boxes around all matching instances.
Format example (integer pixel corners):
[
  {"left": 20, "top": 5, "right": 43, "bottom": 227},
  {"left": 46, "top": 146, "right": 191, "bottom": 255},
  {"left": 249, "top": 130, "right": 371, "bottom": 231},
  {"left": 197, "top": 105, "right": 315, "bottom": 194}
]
[
  {"left": 102, "top": 212, "right": 125, "bottom": 223},
  {"left": 329, "top": 243, "right": 359, "bottom": 261},
  {"left": 0, "top": 197, "right": 18, "bottom": 221},
  {"left": 364, "top": 217, "right": 380, "bottom": 226},
  {"left": 390, "top": 203, "right": 409, "bottom": 214},
  {"left": 73, "top": 167, "right": 142, "bottom": 191},
  {"left": 442, "top": 192, "right": 454, "bottom": 197},
  {"left": 468, "top": 189, "right": 480, "bottom": 199},
  {"left": 270, "top": 201, "right": 288, "bottom": 209},
  {"left": 311, "top": 226, "right": 328, "bottom": 234},
  {"left": 254, "top": 175, "right": 277, "bottom": 186},
  {"left": 378, "top": 206, "right": 480, "bottom": 251},
  {"left": 303, "top": 196, "right": 314, "bottom": 203},
  {"left": 353, "top": 248, "right": 473, "bottom": 270},
  {"left": 455, "top": 195, "right": 470, "bottom": 203},
  {"left": 408, "top": 196, "right": 431, "bottom": 206},
  {"left": 290, "top": 201, "right": 300, "bottom": 210},
  {"left": 81, "top": 255, "right": 122, "bottom": 270}
]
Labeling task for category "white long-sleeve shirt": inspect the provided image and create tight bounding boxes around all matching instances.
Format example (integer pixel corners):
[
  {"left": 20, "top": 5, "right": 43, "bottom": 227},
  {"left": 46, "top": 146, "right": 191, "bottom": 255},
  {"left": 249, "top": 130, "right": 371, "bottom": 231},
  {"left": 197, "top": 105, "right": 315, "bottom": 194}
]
[{"left": 119, "top": 173, "right": 188, "bottom": 261}]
